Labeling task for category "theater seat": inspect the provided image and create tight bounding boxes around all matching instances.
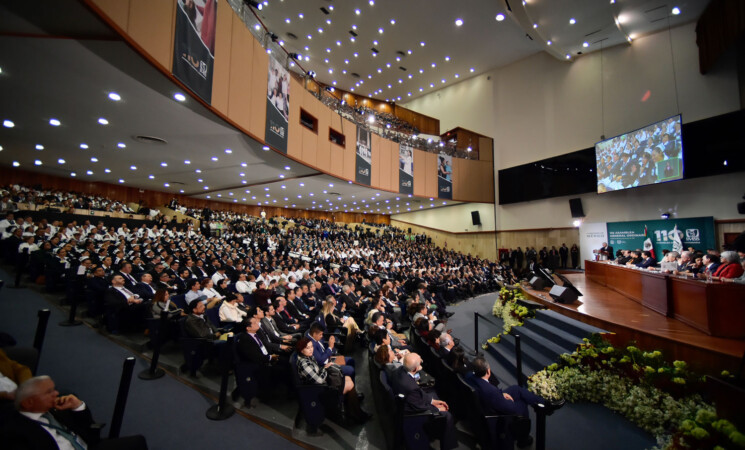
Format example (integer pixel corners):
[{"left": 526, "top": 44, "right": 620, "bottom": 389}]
[{"left": 288, "top": 352, "right": 341, "bottom": 434}]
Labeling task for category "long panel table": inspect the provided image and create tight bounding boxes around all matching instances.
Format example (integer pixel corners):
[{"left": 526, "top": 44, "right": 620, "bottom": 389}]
[{"left": 585, "top": 260, "right": 745, "bottom": 338}]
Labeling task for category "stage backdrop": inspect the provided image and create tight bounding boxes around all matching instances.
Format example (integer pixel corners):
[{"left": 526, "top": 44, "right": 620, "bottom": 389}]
[
  {"left": 437, "top": 152, "right": 453, "bottom": 199},
  {"left": 399, "top": 143, "right": 413, "bottom": 194},
  {"left": 606, "top": 216, "right": 715, "bottom": 258},
  {"left": 265, "top": 56, "right": 290, "bottom": 153},
  {"left": 579, "top": 222, "right": 608, "bottom": 269},
  {"left": 172, "top": 0, "right": 216, "bottom": 103},
  {"left": 355, "top": 126, "right": 372, "bottom": 184}
]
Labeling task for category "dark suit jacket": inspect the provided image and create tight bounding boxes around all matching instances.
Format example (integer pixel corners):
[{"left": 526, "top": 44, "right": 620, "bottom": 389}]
[
  {"left": 0, "top": 408, "right": 100, "bottom": 450},
  {"left": 469, "top": 374, "right": 526, "bottom": 416},
  {"left": 236, "top": 332, "right": 272, "bottom": 364},
  {"left": 104, "top": 287, "right": 132, "bottom": 310},
  {"left": 390, "top": 366, "right": 437, "bottom": 414},
  {"left": 311, "top": 337, "right": 334, "bottom": 365},
  {"left": 134, "top": 282, "right": 157, "bottom": 302},
  {"left": 184, "top": 314, "right": 219, "bottom": 339}
]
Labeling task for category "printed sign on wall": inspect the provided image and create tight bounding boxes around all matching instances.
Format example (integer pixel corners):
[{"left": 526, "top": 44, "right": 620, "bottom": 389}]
[
  {"left": 356, "top": 126, "right": 372, "bottom": 185},
  {"left": 437, "top": 153, "right": 453, "bottom": 199},
  {"left": 399, "top": 144, "right": 413, "bottom": 194},
  {"left": 173, "top": 0, "right": 217, "bottom": 103},
  {"left": 606, "top": 217, "right": 715, "bottom": 258},
  {"left": 265, "top": 56, "right": 290, "bottom": 153}
]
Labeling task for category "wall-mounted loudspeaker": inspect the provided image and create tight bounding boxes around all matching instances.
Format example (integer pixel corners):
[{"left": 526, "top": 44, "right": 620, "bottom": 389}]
[
  {"left": 471, "top": 211, "right": 481, "bottom": 226},
  {"left": 569, "top": 198, "right": 585, "bottom": 218},
  {"left": 549, "top": 285, "right": 579, "bottom": 304}
]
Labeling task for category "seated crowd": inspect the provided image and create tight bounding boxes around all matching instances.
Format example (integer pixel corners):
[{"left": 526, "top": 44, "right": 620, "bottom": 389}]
[{"left": 0, "top": 183, "right": 536, "bottom": 446}]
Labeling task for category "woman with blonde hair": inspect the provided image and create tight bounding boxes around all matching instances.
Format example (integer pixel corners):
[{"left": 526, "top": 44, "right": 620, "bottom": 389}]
[{"left": 321, "top": 297, "right": 362, "bottom": 350}]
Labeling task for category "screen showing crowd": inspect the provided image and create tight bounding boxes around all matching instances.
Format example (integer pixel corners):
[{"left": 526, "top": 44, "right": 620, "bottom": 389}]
[{"left": 595, "top": 115, "right": 683, "bottom": 193}]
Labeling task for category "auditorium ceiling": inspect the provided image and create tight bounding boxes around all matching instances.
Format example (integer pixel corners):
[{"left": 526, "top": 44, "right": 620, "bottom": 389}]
[{"left": 0, "top": 0, "right": 709, "bottom": 213}]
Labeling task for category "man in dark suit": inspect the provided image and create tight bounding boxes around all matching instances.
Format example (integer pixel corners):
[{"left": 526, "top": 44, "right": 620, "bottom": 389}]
[
  {"left": 467, "top": 357, "right": 562, "bottom": 448},
  {"left": 389, "top": 353, "right": 457, "bottom": 450},
  {"left": 0, "top": 375, "right": 147, "bottom": 449},
  {"left": 114, "top": 262, "right": 139, "bottom": 290},
  {"left": 133, "top": 273, "right": 158, "bottom": 302},
  {"left": 235, "top": 317, "right": 290, "bottom": 398},
  {"left": 104, "top": 274, "right": 151, "bottom": 332},
  {"left": 308, "top": 323, "right": 355, "bottom": 380}
]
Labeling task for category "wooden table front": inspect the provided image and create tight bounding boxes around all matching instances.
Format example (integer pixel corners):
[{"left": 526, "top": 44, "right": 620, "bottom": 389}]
[{"left": 585, "top": 261, "right": 670, "bottom": 316}]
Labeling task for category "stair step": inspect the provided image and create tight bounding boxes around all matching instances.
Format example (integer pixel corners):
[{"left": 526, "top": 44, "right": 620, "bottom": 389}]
[
  {"left": 516, "top": 298, "right": 545, "bottom": 310},
  {"left": 510, "top": 326, "right": 575, "bottom": 361},
  {"left": 486, "top": 336, "right": 547, "bottom": 378},
  {"left": 522, "top": 319, "right": 586, "bottom": 351},
  {"left": 535, "top": 309, "right": 607, "bottom": 337}
]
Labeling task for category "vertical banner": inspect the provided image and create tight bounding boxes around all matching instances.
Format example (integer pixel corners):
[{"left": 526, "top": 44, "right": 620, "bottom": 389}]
[
  {"left": 579, "top": 222, "right": 608, "bottom": 269},
  {"left": 265, "top": 56, "right": 290, "bottom": 153},
  {"left": 606, "top": 217, "right": 715, "bottom": 258},
  {"left": 173, "top": 0, "right": 216, "bottom": 104},
  {"left": 398, "top": 143, "right": 413, "bottom": 194},
  {"left": 437, "top": 153, "right": 453, "bottom": 199},
  {"left": 355, "top": 126, "right": 371, "bottom": 184}
]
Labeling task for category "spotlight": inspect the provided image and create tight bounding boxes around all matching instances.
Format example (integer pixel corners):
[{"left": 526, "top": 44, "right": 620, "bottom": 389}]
[{"left": 661, "top": 212, "right": 670, "bottom": 220}]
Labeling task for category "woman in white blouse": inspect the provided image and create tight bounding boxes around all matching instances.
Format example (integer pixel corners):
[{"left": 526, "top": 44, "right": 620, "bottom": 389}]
[
  {"left": 219, "top": 293, "right": 247, "bottom": 324},
  {"left": 200, "top": 278, "right": 224, "bottom": 304}
]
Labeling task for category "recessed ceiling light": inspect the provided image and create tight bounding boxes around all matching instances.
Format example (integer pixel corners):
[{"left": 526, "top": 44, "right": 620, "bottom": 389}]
[
  {"left": 118, "top": 179, "right": 124, "bottom": 183},
  {"left": 117, "top": 142, "right": 126, "bottom": 148},
  {"left": 455, "top": 18, "right": 463, "bottom": 26},
  {"left": 34, "top": 160, "right": 42, "bottom": 166},
  {"left": 566, "top": 54, "right": 571, "bottom": 59},
  {"left": 86, "top": 170, "right": 93, "bottom": 175},
  {"left": 70, "top": 172, "right": 76, "bottom": 177},
  {"left": 173, "top": 93, "right": 186, "bottom": 102},
  {"left": 57, "top": 158, "right": 65, "bottom": 164},
  {"left": 181, "top": 190, "right": 185, "bottom": 193},
  {"left": 224, "top": 148, "right": 232, "bottom": 154},
  {"left": 49, "top": 118, "right": 61, "bottom": 126},
  {"left": 197, "top": 178, "right": 203, "bottom": 182},
  {"left": 254, "top": 24, "right": 260, "bottom": 30},
  {"left": 533, "top": 23, "right": 538, "bottom": 28},
  {"left": 470, "top": 67, "right": 475, "bottom": 72},
  {"left": 78, "top": 143, "right": 88, "bottom": 149},
  {"left": 105, "top": 168, "right": 111, "bottom": 173},
  {"left": 211, "top": 156, "right": 218, "bottom": 161},
  {"left": 184, "top": 160, "right": 191, "bottom": 164},
  {"left": 671, "top": 6, "right": 680, "bottom": 15},
  {"left": 35, "top": 144, "right": 44, "bottom": 150},
  {"left": 355, "top": 9, "right": 361, "bottom": 15},
  {"left": 496, "top": 13, "right": 505, "bottom": 21},
  {"left": 129, "top": 165, "right": 137, "bottom": 170},
  {"left": 195, "top": 169, "right": 202, "bottom": 173},
  {"left": 430, "top": 83, "right": 434, "bottom": 88},
  {"left": 547, "top": 40, "right": 552, "bottom": 45},
  {"left": 149, "top": 174, "right": 155, "bottom": 179},
  {"left": 160, "top": 162, "right": 168, "bottom": 167},
  {"left": 108, "top": 92, "right": 121, "bottom": 101},
  {"left": 569, "top": 18, "right": 576, "bottom": 25},
  {"left": 98, "top": 118, "right": 109, "bottom": 125},
  {"left": 204, "top": 186, "right": 209, "bottom": 190},
  {"left": 298, "top": 13, "right": 304, "bottom": 18},
  {"left": 12, "top": 161, "right": 19, "bottom": 167},
  {"left": 2, "top": 120, "right": 14, "bottom": 128},
  {"left": 285, "top": 18, "right": 290, "bottom": 24},
  {"left": 90, "top": 157, "right": 98, "bottom": 162},
  {"left": 420, "top": 41, "right": 426, "bottom": 46},
  {"left": 378, "top": 28, "right": 384, "bottom": 34},
  {"left": 583, "top": 42, "right": 589, "bottom": 47},
  {"left": 164, "top": 183, "right": 170, "bottom": 187}
]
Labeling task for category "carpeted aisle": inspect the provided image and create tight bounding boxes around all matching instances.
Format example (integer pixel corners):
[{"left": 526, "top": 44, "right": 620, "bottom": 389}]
[
  {"left": 447, "top": 293, "right": 657, "bottom": 450},
  {"left": 0, "top": 268, "right": 301, "bottom": 450}
]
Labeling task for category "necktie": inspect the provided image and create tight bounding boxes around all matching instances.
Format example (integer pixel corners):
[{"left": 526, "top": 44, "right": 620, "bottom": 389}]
[
  {"left": 121, "top": 287, "right": 134, "bottom": 297},
  {"left": 38, "top": 412, "right": 87, "bottom": 450}
]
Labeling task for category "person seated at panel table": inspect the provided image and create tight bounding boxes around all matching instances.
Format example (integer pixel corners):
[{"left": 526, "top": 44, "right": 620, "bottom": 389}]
[
  {"left": 720, "top": 259, "right": 745, "bottom": 284},
  {"left": 635, "top": 251, "right": 657, "bottom": 269},
  {"left": 696, "top": 254, "right": 721, "bottom": 278},
  {"left": 625, "top": 251, "right": 643, "bottom": 267},
  {"left": 615, "top": 250, "right": 632, "bottom": 265},
  {"left": 710, "top": 251, "right": 744, "bottom": 281},
  {"left": 672, "top": 251, "right": 696, "bottom": 275}
]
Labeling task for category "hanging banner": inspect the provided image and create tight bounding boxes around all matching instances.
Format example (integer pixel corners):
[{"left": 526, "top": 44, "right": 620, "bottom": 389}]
[
  {"left": 265, "top": 56, "right": 290, "bottom": 153},
  {"left": 399, "top": 143, "right": 414, "bottom": 194},
  {"left": 437, "top": 153, "right": 453, "bottom": 199},
  {"left": 606, "top": 216, "right": 715, "bottom": 258},
  {"left": 356, "top": 126, "right": 372, "bottom": 185},
  {"left": 579, "top": 222, "right": 608, "bottom": 269},
  {"left": 173, "top": 0, "right": 216, "bottom": 104}
]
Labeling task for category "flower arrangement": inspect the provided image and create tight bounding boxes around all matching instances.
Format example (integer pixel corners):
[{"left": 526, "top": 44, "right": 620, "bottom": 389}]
[
  {"left": 526, "top": 334, "right": 745, "bottom": 449},
  {"left": 483, "top": 286, "right": 535, "bottom": 349}
]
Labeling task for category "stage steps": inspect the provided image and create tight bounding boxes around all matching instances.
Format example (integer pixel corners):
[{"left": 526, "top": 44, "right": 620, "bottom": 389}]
[{"left": 486, "top": 309, "right": 607, "bottom": 386}]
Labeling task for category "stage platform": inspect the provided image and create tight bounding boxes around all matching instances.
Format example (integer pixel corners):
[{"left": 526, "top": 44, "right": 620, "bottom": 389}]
[{"left": 521, "top": 273, "right": 745, "bottom": 373}]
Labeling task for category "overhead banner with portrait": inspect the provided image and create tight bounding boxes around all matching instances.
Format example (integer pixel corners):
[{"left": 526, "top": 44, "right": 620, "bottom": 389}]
[
  {"left": 265, "top": 56, "right": 290, "bottom": 153},
  {"left": 356, "top": 126, "right": 372, "bottom": 185},
  {"left": 437, "top": 153, "right": 453, "bottom": 199},
  {"left": 399, "top": 143, "right": 413, "bottom": 194},
  {"left": 606, "top": 216, "right": 715, "bottom": 258},
  {"left": 173, "top": 0, "right": 216, "bottom": 104}
]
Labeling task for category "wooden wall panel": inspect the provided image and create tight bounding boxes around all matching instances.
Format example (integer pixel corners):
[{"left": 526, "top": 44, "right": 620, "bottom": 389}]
[
  {"left": 286, "top": 78, "right": 303, "bottom": 159},
  {"left": 90, "top": 0, "right": 130, "bottom": 31},
  {"left": 315, "top": 98, "right": 332, "bottom": 172},
  {"left": 424, "top": 152, "right": 438, "bottom": 198},
  {"left": 378, "top": 139, "right": 391, "bottom": 191},
  {"left": 248, "top": 39, "right": 268, "bottom": 139},
  {"left": 210, "top": 0, "right": 234, "bottom": 114},
  {"left": 301, "top": 128, "right": 317, "bottom": 166},
  {"left": 479, "top": 137, "right": 493, "bottom": 161},
  {"left": 370, "top": 134, "right": 382, "bottom": 188},
  {"left": 226, "top": 13, "right": 253, "bottom": 132},
  {"left": 390, "top": 143, "right": 399, "bottom": 193},
  {"left": 496, "top": 228, "right": 579, "bottom": 268},
  {"left": 413, "top": 149, "right": 427, "bottom": 197},
  {"left": 342, "top": 119, "right": 356, "bottom": 181},
  {"left": 452, "top": 158, "right": 463, "bottom": 200},
  {"left": 391, "top": 220, "right": 497, "bottom": 261},
  {"left": 127, "top": 0, "right": 175, "bottom": 70}
]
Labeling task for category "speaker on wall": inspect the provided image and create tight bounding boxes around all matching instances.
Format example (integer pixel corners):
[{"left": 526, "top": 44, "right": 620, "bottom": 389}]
[
  {"left": 408, "top": 228, "right": 412, "bottom": 233},
  {"left": 569, "top": 198, "right": 585, "bottom": 218},
  {"left": 471, "top": 211, "right": 481, "bottom": 226},
  {"left": 549, "top": 285, "right": 579, "bottom": 304}
]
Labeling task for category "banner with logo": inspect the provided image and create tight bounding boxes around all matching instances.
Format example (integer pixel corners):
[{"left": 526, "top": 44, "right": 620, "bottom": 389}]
[
  {"left": 173, "top": 0, "right": 216, "bottom": 103},
  {"left": 265, "top": 56, "right": 290, "bottom": 153},
  {"left": 606, "top": 217, "right": 715, "bottom": 258},
  {"left": 579, "top": 222, "right": 608, "bottom": 269},
  {"left": 437, "top": 153, "right": 453, "bottom": 199},
  {"left": 399, "top": 143, "right": 413, "bottom": 194},
  {"left": 355, "top": 126, "right": 371, "bottom": 184}
]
